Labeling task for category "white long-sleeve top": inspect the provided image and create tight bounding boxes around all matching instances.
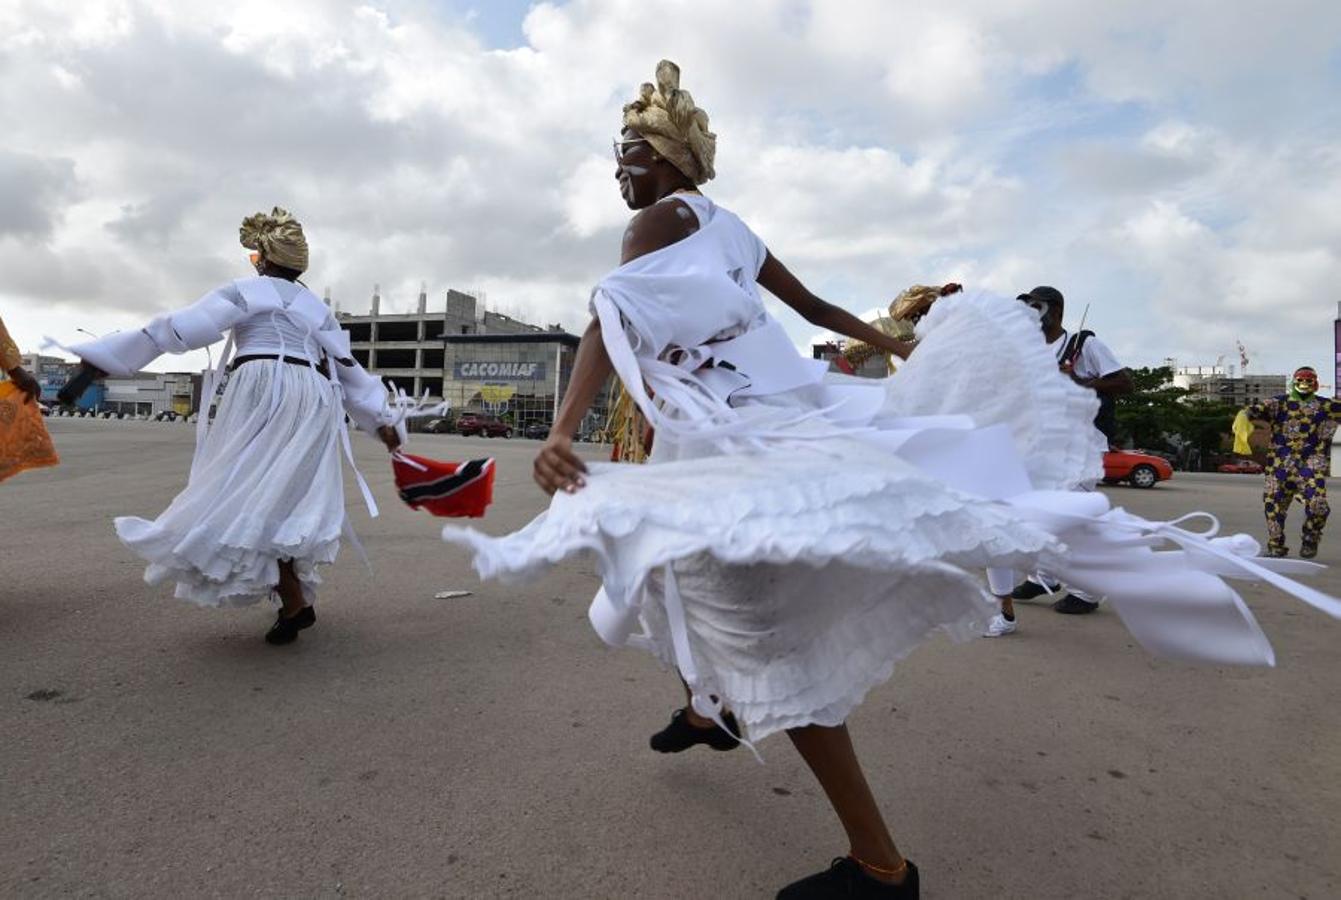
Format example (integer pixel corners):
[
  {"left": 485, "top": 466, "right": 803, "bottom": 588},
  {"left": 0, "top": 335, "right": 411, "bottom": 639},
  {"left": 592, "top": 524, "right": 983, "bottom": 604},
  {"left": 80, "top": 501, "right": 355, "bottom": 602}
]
[{"left": 68, "top": 276, "right": 393, "bottom": 434}]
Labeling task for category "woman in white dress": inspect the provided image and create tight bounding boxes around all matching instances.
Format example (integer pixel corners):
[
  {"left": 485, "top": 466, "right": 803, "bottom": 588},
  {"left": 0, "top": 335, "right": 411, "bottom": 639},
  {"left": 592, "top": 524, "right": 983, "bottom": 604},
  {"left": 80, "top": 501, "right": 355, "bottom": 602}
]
[
  {"left": 442, "top": 63, "right": 1338, "bottom": 898},
  {"left": 62, "top": 209, "right": 400, "bottom": 645}
]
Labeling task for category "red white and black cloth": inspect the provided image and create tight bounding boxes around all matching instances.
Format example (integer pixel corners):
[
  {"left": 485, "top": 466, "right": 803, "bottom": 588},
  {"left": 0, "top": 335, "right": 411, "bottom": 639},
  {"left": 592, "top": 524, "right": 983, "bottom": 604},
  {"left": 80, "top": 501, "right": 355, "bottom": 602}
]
[{"left": 392, "top": 452, "right": 495, "bottom": 518}]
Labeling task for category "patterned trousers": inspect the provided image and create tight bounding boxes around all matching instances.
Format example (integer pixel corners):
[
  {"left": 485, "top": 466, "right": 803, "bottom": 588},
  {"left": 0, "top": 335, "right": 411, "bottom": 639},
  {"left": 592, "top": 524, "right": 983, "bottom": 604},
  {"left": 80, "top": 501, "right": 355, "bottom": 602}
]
[{"left": 1263, "top": 466, "right": 1329, "bottom": 550}]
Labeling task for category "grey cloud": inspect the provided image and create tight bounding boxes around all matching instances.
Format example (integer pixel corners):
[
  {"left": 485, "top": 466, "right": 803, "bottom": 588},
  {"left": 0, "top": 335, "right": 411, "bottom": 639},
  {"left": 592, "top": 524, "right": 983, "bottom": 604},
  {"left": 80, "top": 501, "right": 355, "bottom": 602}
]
[
  {"left": 104, "top": 187, "right": 205, "bottom": 248},
  {"left": 0, "top": 150, "right": 78, "bottom": 239}
]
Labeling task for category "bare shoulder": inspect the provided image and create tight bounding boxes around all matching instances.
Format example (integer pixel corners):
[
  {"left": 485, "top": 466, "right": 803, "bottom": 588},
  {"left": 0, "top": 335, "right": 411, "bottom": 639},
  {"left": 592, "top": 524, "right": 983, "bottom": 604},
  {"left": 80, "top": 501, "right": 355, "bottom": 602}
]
[{"left": 621, "top": 198, "right": 700, "bottom": 265}]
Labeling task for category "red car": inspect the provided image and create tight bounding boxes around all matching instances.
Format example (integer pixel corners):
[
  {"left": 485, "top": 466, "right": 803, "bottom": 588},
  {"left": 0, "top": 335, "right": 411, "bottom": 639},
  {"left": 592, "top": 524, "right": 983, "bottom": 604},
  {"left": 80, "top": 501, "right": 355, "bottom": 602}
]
[
  {"left": 1218, "top": 459, "right": 1264, "bottom": 475},
  {"left": 456, "top": 413, "right": 512, "bottom": 438},
  {"left": 1102, "top": 449, "right": 1174, "bottom": 489}
]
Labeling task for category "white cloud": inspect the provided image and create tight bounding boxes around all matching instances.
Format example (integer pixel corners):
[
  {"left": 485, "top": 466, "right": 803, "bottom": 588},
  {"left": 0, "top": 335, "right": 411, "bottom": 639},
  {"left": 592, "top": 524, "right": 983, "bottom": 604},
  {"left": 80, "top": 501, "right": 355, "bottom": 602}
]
[{"left": 0, "top": 0, "right": 1339, "bottom": 384}]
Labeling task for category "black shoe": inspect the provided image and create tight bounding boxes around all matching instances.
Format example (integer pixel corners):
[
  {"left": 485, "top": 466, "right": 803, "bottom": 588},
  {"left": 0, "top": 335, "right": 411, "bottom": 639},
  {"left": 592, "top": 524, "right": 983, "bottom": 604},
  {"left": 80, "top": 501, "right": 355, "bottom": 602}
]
[
  {"left": 1011, "top": 579, "right": 1058, "bottom": 601},
  {"left": 1265, "top": 544, "right": 1288, "bottom": 558},
  {"left": 777, "top": 857, "right": 919, "bottom": 899},
  {"left": 265, "top": 605, "right": 315, "bottom": 645},
  {"left": 1300, "top": 541, "right": 1318, "bottom": 560},
  {"left": 1052, "top": 594, "right": 1099, "bottom": 615},
  {"left": 649, "top": 707, "right": 740, "bottom": 753}
]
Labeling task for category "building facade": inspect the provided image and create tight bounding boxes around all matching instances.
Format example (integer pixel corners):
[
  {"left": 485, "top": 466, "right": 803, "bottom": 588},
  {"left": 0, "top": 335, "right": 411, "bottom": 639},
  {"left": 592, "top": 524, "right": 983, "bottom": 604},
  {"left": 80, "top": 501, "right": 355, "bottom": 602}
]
[
  {"left": 336, "top": 287, "right": 553, "bottom": 399},
  {"left": 101, "top": 372, "right": 198, "bottom": 417},
  {"left": 1182, "top": 373, "right": 1288, "bottom": 407},
  {"left": 442, "top": 333, "right": 610, "bottom": 434}
]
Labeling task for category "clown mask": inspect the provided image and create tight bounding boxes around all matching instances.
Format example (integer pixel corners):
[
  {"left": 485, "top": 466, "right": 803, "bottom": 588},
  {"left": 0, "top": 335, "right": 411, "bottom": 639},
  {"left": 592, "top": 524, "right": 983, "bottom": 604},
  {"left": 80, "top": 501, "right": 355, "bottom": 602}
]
[{"left": 1291, "top": 368, "right": 1319, "bottom": 400}]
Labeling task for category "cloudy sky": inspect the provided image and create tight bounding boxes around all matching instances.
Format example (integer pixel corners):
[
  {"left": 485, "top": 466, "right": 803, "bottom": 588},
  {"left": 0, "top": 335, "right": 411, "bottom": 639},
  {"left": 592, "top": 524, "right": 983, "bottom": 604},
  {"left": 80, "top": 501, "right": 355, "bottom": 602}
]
[{"left": 3, "top": 0, "right": 1340, "bottom": 381}]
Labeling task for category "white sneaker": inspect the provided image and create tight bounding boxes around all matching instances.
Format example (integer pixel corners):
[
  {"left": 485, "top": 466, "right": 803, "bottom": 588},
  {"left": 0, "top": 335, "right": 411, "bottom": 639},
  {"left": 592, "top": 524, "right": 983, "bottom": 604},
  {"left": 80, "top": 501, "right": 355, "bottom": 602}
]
[{"left": 983, "top": 614, "right": 1017, "bottom": 637}]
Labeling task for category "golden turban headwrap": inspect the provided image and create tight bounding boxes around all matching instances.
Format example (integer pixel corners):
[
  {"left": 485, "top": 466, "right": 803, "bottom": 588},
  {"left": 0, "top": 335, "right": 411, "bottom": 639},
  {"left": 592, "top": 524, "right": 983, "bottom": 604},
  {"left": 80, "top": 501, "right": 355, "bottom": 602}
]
[
  {"left": 239, "top": 207, "right": 309, "bottom": 274},
  {"left": 622, "top": 60, "right": 716, "bottom": 185},
  {"left": 843, "top": 283, "right": 963, "bottom": 370}
]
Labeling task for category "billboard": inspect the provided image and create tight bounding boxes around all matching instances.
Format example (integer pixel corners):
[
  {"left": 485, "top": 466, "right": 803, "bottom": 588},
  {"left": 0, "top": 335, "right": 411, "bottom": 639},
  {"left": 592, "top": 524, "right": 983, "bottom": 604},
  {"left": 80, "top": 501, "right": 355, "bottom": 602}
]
[{"left": 453, "top": 361, "right": 546, "bottom": 381}]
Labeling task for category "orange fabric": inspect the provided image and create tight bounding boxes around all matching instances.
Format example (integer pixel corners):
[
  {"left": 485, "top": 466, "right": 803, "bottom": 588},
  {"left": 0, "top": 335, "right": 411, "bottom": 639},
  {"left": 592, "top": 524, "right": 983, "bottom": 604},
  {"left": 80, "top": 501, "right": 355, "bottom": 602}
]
[
  {"left": 0, "top": 381, "right": 59, "bottom": 483},
  {"left": 0, "top": 316, "right": 21, "bottom": 371}
]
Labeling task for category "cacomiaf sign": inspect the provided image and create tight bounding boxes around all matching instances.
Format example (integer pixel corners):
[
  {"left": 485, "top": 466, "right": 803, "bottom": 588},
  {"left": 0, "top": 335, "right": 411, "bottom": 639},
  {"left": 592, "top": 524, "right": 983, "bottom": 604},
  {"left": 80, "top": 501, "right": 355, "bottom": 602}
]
[{"left": 453, "top": 361, "right": 546, "bottom": 381}]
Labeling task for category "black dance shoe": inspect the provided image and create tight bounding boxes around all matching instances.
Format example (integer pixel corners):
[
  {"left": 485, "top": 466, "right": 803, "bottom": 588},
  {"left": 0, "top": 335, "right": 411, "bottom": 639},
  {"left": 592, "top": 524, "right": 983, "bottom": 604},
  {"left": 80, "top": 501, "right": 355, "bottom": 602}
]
[
  {"left": 777, "top": 857, "right": 919, "bottom": 899},
  {"left": 1300, "top": 540, "right": 1318, "bottom": 560},
  {"left": 265, "top": 605, "right": 316, "bottom": 645},
  {"left": 649, "top": 707, "right": 740, "bottom": 753},
  {"left": 1011, "top": 579, "right": 1057, "bottom": 600},
  {"left": 1052, "top": 594, "right": 1099, "bottom": 615}
]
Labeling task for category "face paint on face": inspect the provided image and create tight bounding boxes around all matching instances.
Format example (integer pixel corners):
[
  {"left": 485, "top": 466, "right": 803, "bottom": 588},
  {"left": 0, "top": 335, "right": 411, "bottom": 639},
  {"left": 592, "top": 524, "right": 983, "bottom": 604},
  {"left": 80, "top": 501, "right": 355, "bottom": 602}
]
[{"left": 617, "top": 170, "right": 637, "bottom": 204}]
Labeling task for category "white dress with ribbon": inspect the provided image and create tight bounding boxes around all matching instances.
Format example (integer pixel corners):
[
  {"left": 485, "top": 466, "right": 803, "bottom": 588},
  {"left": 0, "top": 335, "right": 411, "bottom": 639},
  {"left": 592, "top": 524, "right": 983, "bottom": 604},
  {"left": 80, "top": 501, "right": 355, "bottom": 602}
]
[
  {"left": 61, "top": 276, "right": 396, "bottom": 607},
  {"left": 442, "top": 195, "right": 1338, "bottom": 748}
]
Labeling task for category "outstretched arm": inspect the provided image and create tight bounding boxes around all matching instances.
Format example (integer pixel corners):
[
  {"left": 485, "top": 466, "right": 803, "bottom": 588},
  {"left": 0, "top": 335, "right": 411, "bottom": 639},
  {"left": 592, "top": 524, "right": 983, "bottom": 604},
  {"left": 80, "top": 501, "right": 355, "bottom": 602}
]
[{"left": 756, "top": 252, "right": 916, "bottom": 360}]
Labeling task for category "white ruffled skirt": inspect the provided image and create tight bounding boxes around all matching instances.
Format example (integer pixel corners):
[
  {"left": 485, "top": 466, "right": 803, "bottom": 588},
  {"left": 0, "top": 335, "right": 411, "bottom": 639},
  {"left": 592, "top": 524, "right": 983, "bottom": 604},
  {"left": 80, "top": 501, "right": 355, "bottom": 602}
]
[
  {"left": 116, "top": 361, "right": 345, "bottom": 608},
  {"left": 442, "top": 293, "right": 1335, "bottom": 744}
]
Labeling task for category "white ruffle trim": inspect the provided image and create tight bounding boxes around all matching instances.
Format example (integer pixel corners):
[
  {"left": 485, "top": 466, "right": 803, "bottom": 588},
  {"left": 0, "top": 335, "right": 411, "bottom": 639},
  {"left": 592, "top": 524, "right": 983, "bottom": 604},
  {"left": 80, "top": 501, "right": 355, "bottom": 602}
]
[
  {"left": 118, "top": 516, "right": 340, "bottom": 608},
  {"left": 898, "top": 288, "right": 1106, "bottom": 491}
]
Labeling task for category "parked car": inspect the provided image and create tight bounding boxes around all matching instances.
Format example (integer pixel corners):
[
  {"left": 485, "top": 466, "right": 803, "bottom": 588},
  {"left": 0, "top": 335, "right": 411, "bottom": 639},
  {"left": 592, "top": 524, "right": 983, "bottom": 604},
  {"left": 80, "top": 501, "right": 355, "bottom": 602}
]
[
  {"left": 1102, "top": 449, "right": 1174, "bottom": 489},
  {"left": 422, "top": 417, "right": 455, "bottom": 435},
  {"left": 456, "top": 413, "right": 512, "bottom": 438},
  {"left": 523, "top": 421, "right": 550, "bottom": 440},
  {"left": 1218, "top": 459, "right": 1264, "bottom": 475}
]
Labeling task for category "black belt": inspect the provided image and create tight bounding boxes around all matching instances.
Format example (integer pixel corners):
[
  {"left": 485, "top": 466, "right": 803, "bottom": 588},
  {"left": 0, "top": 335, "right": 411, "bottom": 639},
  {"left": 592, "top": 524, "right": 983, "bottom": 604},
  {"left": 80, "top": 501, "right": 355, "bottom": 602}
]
[{"left": 231, "top": 354, "right": 329, "bottom": 378}]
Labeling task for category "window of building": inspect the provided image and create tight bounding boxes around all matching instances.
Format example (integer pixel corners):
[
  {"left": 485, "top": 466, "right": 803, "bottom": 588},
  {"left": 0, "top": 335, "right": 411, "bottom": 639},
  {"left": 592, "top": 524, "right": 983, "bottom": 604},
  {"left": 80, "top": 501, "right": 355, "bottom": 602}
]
[
  {"left": 377, "top": 321, "right": 419, "bottom": 342},
  {"left": 375, "top": 349, "right": 416, "bottom": 369},
  {"left": 344, "top": 322, "right": 372, "bottom": 342},
  {"left": 423, "top": 349, "right": 444, "bottom": 369}
]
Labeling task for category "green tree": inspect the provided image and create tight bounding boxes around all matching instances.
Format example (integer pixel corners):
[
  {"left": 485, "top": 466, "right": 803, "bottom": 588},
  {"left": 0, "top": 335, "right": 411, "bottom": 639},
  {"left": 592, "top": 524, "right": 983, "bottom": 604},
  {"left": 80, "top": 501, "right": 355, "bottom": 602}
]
[
  {"left": 1114, "top": 366, "right": 1185, "bottom": 450},
  {"left": 1113, "top": 366, "right": 1238, "bottom": 468}
]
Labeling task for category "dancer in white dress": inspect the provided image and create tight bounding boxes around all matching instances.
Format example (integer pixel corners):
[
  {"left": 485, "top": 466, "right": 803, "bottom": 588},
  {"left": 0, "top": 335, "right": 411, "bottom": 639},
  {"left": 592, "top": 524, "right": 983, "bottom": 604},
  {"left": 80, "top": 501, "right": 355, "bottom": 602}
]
[
  {"left": 60, "top": 209, "right": 400, "bottom": 645},
  {"left": 441, "top": 62, "right": 1339, "bottom": 898}
]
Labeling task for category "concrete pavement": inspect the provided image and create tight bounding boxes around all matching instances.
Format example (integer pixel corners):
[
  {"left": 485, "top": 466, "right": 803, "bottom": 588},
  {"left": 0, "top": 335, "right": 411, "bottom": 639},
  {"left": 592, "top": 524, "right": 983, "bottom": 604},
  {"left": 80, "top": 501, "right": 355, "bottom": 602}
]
[{"left": 3, "top": 418, "right": 1339, "bottom": 898}]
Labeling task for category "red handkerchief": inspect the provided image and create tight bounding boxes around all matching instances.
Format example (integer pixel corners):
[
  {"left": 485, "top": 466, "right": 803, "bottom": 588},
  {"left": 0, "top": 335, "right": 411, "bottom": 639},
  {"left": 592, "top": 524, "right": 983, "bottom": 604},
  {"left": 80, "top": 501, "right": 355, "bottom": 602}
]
[{"left": 393, "top": 453, "right": 495, "bottom": 518}]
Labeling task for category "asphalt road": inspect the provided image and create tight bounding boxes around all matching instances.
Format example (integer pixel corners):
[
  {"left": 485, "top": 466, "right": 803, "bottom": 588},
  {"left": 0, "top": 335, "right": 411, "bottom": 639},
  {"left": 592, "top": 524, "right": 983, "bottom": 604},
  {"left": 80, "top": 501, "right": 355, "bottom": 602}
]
[{"left": 4, "top": 419, "right": 1339, "bottom": 899}]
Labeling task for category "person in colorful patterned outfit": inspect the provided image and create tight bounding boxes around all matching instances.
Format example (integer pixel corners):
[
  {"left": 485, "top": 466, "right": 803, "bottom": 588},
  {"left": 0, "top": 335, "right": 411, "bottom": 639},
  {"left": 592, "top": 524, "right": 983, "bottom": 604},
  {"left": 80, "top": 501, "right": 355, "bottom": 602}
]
[{"left": 1238, "top": 366, "right": 1341, "bottom": 559}]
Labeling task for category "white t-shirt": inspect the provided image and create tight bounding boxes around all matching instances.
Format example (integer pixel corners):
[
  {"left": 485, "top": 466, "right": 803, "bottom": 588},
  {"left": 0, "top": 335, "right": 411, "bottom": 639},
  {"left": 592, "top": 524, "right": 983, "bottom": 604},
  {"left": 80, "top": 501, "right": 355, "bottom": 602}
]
[{"left": 1048, "top": 329, "right": 1123, "bottom": 380}]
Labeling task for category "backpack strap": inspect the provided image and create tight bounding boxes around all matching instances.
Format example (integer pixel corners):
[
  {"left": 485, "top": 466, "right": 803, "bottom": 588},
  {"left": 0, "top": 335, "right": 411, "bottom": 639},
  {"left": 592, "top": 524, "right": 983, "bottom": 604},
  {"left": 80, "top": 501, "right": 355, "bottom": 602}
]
[{"left": 1061, "top": 329, "right": 1094, "bottom": 367}]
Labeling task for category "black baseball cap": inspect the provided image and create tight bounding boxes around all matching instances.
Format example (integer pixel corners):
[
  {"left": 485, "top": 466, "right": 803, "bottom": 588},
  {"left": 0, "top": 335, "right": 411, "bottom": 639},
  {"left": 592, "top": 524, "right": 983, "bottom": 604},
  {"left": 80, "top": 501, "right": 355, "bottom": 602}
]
[{"left": 1017, "top": 286, "right": 1065, "bottom": 307}]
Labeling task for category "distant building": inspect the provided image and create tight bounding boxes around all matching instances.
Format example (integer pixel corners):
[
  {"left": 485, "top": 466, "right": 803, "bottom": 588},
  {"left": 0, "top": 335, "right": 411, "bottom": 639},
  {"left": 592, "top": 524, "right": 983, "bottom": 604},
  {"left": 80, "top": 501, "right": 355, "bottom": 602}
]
[
  {"left": 1174, "top": 365, "right": 1287, "bottom": 407},
  {"left": 101, "top": 372, "right": 198, "bottom": 417},
  {"left": 336, "top": 285, "right": 555, "bottom": 399}
]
